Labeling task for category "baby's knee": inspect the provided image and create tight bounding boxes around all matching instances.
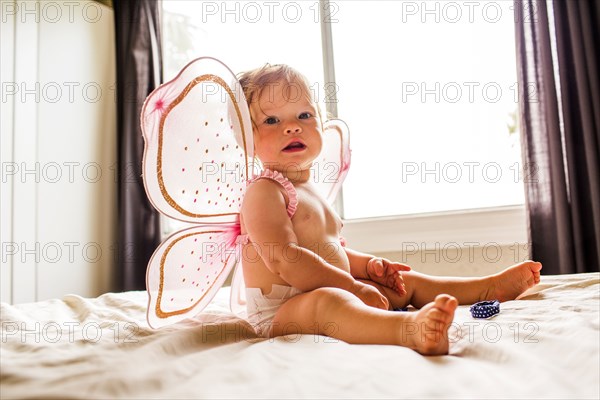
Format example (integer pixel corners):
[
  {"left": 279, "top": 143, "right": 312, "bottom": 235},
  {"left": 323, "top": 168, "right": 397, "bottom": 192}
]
[{"left": 311, "top": 287, "right": 359, "bottom": 315}]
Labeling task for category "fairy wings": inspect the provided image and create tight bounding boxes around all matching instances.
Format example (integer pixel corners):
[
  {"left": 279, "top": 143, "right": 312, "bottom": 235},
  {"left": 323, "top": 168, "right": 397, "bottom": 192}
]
[{"left": 141, "top": 57, "right": 350, "bottom": 328}]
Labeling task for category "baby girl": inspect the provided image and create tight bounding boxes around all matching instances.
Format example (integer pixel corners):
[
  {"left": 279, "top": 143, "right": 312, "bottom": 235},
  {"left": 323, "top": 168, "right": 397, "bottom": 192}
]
[{"left": 236, "top": 64, "right": 542, "bottom": 355}]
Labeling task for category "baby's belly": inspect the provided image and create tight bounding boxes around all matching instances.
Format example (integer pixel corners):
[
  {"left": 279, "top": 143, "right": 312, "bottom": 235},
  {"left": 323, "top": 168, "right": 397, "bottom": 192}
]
[
  {"left": 306, "top": 237, "right": 351, "bottom": 272},
  {"left": 241, "top": 237, "right": 350, "bottom": 294}
]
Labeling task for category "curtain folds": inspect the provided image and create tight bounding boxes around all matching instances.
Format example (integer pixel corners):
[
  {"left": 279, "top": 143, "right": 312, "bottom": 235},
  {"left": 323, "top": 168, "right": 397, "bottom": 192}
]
[
  {"left": 114, "top": 0, "right": 163, "bottom": 290},
  {"left": 514, "top": 0, "right": 600, "bottom": 274}
]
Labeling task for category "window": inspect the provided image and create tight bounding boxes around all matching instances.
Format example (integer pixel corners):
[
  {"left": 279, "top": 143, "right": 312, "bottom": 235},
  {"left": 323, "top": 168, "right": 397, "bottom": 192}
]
[
  {"left": 331, "top": 1, "right": 524, "bottom": 218},
  {"left": 162, "top": 0, "right": 525, "bottom": 222}
]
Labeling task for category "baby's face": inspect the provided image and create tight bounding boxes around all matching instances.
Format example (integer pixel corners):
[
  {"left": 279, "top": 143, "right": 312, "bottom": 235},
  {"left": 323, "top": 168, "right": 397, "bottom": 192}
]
[{"left": 250, "top": 80, "right": 323, "bottom": 173}]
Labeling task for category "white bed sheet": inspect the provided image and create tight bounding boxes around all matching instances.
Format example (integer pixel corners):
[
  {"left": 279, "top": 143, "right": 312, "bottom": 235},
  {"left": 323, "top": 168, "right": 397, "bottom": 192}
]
[{"left": 1, "top": 273, "right": 599, "bottom": 399}]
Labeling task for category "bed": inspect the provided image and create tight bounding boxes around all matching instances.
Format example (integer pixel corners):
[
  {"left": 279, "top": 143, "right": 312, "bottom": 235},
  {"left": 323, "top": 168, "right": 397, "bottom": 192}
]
[{"left": 1, "top": 272, "right": 599, "bottom": 399}]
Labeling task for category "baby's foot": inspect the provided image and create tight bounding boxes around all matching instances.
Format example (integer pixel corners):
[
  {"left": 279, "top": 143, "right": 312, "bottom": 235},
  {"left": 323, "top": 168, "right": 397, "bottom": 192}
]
[
  {"left": 487, "top": 260, "right": 542, "bottom": 302},
  {"left": 400, "top": 294, "right": 458, "bottom": 355}
]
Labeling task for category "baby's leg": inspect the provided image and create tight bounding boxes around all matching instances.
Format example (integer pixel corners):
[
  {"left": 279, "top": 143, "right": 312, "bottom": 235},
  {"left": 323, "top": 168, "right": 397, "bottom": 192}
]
[
  {"left": 270, "top": 288, "right": 458, "bottom": 355},
  {"left": 363, "top": 260, "right": 543, "bottom": 309}
]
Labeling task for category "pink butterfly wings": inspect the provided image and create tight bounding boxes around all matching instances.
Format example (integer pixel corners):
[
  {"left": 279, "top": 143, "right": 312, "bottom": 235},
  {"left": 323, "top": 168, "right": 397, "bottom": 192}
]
[
  {"left": 315, "top": 119, "right": 351, "bottom": 203},
  {"left": 142, "top": 57, "right": 254, "bottom": 328}
]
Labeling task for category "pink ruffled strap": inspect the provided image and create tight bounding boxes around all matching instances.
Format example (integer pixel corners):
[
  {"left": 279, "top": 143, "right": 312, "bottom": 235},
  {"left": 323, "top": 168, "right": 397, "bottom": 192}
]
[{"left": 249, "top": 169, "right": 298, "bottom": 218}]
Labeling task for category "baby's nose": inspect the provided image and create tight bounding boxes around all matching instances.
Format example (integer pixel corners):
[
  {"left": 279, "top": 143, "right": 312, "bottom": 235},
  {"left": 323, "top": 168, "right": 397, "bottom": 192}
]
[{"left": 285, "top": 127, "right": 301, "bottom": 134}]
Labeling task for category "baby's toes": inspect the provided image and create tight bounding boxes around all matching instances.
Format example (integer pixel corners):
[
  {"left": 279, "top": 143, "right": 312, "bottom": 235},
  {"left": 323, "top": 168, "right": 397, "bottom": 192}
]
[
  {"left": 434, "top": 294, "right": 458, "bottom": 314},
  {"left": 526, "top": 275, "right": 535, "bottom": 287},
  {"left": 531, "top": 261, "right": 543, "bottom": 272},
  {"left": 427, "top": 308, "right": 453, "bottom": 325}
]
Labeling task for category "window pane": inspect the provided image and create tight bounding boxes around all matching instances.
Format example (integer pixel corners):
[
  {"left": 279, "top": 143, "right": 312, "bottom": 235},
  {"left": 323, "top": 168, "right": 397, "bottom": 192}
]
[
  {"left": 331, "top": 1, "right": 525, "bottom": 219},
  {"left": 162, "top": 1, "right": 324, "bottom": 90}
]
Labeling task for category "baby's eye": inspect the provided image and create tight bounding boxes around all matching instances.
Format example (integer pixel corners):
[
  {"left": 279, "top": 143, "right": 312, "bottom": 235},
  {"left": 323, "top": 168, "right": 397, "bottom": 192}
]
[
  {"left": 298, "top": 112, "right": 312, "bottom": 119},
  {"left": 264, "top": 116, "right": 279, "bottom": 125}
]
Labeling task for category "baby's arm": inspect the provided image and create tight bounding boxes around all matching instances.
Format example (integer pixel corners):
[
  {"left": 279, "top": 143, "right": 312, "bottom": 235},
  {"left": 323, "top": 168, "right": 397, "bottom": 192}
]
[
  {"left": 241, "top": 180, "right": 388, "bottom": 309},
  {"left": 345, "top": 247, "right": 410, "bottom": 295},
  {"left": 345, "top": 247, "right": 374, "bottom": 280}
]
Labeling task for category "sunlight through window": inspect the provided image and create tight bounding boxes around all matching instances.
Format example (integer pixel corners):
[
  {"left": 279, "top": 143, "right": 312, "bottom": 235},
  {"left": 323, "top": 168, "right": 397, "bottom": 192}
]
[{"left": 161, "top": 0, "right": 525, "bottom": 221}]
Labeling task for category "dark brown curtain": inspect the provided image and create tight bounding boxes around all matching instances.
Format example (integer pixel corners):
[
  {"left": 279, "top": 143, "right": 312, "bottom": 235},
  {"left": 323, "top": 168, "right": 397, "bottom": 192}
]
[
  {"left": 514, "top": 0, "right": 600, "bottom": 274},
  {"left": 114, "top": 0, "right": 163, "bottom": 290}
]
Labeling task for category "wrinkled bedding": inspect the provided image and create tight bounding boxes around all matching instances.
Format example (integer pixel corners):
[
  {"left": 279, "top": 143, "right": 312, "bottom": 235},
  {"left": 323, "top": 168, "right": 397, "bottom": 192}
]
[{"left": 1, "top": 273, "right": 599, "bottom": 399}]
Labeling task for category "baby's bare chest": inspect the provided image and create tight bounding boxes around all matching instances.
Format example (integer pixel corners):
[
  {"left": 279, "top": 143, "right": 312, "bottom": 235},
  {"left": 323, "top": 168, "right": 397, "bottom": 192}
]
[{"left": 292, "top": 187, "right": 343, "bottom": 246}]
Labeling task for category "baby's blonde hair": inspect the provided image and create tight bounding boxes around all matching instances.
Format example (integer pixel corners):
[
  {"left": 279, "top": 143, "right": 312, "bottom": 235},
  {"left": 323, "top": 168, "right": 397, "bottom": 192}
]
[{"left": 237, "top": 64, "right": 323, "bottom": 129}]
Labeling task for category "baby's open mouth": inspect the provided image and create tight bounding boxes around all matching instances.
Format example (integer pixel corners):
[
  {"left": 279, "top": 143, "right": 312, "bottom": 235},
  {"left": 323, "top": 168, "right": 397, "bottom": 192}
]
[{"left": 282, "top": 141, "right": 307, "bottom": 151}]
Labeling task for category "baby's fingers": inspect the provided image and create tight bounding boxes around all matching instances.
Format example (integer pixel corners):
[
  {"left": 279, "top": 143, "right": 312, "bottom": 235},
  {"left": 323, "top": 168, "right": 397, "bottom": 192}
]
[
  {"left": 368, "top": 258, "right": 385, "bottom": 277},
  {"left": 389, "top": 262, "right": 411, "bottom": 272},
  {"left": 393, "top": 272, "right": 407, "bottom": 295}
]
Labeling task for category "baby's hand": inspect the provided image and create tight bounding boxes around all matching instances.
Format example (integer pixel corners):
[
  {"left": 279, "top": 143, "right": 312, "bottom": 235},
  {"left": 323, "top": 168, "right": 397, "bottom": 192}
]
[
  {"left": 349, "top": 281, "right": 389, "bottom": 310},
  {"left": 366, "top": 257, "right": 411, "bottom": 296}
]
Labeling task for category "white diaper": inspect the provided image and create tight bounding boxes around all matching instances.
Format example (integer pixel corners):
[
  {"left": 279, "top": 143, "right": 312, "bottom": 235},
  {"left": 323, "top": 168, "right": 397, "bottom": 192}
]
[{"left": 245, "top": 284, "right": 303, "bottom": 338}]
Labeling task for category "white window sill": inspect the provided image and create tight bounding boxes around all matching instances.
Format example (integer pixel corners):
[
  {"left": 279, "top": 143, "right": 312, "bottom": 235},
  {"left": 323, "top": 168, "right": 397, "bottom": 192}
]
[{"left": 341, "top": 205, "right": 527, "bottom": 254}]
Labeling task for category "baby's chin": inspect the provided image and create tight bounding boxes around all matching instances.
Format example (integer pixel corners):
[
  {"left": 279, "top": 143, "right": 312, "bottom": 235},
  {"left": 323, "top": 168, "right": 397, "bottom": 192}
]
[
  {"left": 257, "top": 153, "right": 319, "bottom": 169},
  {"left": 254, "top": 159, "right": 315, "bottom": 176},
  {"left": 266, "top": 162, "right": 314, "bottom": 171}
]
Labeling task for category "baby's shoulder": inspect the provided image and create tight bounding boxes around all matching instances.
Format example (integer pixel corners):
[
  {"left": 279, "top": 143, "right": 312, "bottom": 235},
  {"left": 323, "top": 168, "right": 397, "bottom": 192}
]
[{"left": 241, "top": 178, "right": 288, "bottom": 210}]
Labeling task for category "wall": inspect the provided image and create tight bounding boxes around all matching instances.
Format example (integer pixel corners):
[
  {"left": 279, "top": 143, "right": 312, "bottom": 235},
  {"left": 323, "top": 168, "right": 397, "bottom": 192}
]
[{"left": 1, "top": 0, "right": 116, "bottom": 303}]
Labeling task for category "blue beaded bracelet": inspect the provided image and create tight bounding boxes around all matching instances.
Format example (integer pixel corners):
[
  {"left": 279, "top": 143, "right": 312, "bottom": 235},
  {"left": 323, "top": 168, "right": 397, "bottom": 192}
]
[{"left": 469, "top": 300, "right": 500, "bottom": 319}]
